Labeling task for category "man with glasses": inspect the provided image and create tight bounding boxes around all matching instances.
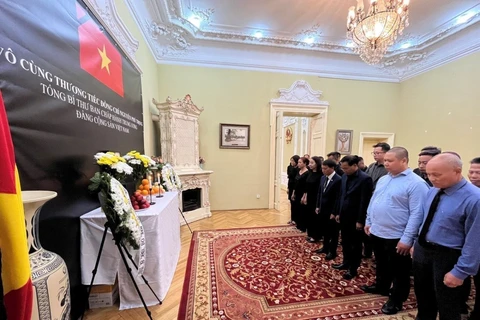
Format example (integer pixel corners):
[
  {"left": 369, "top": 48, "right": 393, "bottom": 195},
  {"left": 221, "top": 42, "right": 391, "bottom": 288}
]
[{"left": 366, "top": 143, "right": 391, "bottom": 189}]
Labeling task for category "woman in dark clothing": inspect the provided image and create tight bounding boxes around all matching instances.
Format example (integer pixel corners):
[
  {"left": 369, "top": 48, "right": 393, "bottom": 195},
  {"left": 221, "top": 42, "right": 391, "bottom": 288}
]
[
  {"left": 291, "top": 157, "right": 310, "bottom": 232},
  {"left": 287, "top": 155, "right": 300, "bottom": 225},
  {"left": 305, "top": 156, "right": 324, "bottom": 242}
]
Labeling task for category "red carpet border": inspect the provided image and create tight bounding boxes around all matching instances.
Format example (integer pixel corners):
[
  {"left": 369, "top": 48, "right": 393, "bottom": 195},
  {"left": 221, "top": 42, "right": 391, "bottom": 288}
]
[{"left": 178, "top": 225, "right": 418, "bottom": 320}]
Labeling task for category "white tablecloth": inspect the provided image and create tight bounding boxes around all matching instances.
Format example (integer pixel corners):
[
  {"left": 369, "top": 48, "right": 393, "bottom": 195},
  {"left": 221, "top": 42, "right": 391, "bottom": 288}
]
[{"left": 80, "top": 191, "right": 181, "bottom": 310}]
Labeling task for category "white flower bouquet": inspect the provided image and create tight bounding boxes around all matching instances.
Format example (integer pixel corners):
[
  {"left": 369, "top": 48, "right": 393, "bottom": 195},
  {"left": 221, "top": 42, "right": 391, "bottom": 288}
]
[
  {"left": 161, "top": 164, "right": 182, "bottom": 191},
  {"left": 94, "top": 151, "right": 133, "bottom": 182}
]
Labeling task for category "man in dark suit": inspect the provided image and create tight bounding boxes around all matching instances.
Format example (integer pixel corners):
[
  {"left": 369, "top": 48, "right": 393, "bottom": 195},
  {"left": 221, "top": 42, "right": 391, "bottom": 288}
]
[
  {"left": 413, "top": 146, "right": 441, "bottom": 187},
  {"left": 333, "top": 155, "right": 374, "bottom": 280},
  {"left": 327, "top": 152, "right": 344, "bottom": 176},
  {"left": 315, "top": 159, "right": 342, "bottom": 260}
]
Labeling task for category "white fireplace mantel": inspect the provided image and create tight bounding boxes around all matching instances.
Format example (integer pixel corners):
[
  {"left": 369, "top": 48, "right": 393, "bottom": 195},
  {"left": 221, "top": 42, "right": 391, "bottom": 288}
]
[{"left": 152, "top": 95, "right": 213, "bottom": 224}]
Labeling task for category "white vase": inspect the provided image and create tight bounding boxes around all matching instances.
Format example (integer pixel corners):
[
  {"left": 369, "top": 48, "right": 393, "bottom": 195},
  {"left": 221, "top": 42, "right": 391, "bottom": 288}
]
[{"left": 22, "top": 191, "right": 71, "bottom": 320}]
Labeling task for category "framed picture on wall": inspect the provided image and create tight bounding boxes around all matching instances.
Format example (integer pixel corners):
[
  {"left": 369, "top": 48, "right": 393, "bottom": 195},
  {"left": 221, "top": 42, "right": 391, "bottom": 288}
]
[
  {"left": 335, "top": 129, "right": 353, "bottom": 155},
  {"left": 219, "top": 123, "right": 250, "bottom": 149}
]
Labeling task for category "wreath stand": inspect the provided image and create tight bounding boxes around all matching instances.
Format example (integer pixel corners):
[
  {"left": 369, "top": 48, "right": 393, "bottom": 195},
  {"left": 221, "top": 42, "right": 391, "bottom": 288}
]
[
  {"left": 178, "top": 206, "right": 193, "bottom": 234},
  {"left": 81, "top": 220, "right": 162, "bottom": 320}
]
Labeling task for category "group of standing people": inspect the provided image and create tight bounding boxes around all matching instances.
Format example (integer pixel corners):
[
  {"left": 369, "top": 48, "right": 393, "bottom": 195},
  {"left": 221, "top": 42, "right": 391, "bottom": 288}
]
[{"left": 286, "top": 144, "right": 480, "bottom": 320}]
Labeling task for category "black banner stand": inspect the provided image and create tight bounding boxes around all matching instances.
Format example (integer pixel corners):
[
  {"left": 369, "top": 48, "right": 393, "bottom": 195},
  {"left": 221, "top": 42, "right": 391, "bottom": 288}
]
[{"left": 81, "top": 221, "right": 162, "bottom": 320}]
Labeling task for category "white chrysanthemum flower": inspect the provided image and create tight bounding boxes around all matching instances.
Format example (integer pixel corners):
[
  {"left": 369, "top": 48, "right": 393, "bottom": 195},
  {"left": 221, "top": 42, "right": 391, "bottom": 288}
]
[
  {"left": 111, "top": 162, "right": 133, "bottom": 175},
  {"left": 94, "top": 152, "right": 106, "bottom": 160},
  {"left": 129, "top": 159, "right": 141, "bottom": 165}
]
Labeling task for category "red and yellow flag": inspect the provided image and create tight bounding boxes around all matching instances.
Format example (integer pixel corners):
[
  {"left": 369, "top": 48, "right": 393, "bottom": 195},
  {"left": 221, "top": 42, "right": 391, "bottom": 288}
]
[
  {"left": 0, "top": 91, "right": 33, "bottom": 320},
  {"left": 78, "top": 17, "right": 124, "bottom": 97}
]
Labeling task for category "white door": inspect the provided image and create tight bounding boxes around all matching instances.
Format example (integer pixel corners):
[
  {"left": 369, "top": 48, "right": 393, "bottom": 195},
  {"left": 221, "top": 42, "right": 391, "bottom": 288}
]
[
  {"left": 309, "top": 113, "right": 326, "bottom": 158},
  {"left": 274, "top": 111, "right": 284, "bottom": 210}
]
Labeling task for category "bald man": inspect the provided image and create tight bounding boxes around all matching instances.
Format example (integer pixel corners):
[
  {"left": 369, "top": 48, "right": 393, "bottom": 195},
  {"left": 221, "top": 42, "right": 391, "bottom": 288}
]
[{"left": 412, "top": 154, "right": 480, "bottom": 320}]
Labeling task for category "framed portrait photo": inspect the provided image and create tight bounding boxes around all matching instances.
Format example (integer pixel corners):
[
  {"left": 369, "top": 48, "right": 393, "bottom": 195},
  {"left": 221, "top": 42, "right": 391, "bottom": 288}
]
[
  {"left": 335, "top": 129, "right": 353, "bottom": 155},
  {"left": 219, "top": 123, "right": 250, "bottom": 149}
]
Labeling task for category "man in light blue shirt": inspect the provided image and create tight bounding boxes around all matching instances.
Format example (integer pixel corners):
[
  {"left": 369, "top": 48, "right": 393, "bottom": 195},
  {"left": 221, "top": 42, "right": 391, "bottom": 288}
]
[
  {"left": 364, "top": 147, "right": 429, "bottom": 315},
  {"left": 413, "top": 153, "right": 480, "bottom": 320}
]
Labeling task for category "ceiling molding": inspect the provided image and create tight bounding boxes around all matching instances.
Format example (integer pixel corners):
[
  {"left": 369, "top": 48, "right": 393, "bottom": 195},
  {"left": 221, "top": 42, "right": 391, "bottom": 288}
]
[
  {"left": 270, "top": 80, "right": 330, "bottom": 106},
  {"left": 84, "top": 0, "right": 141, "bottom": 73},
  {"left": 121, "top": 0, "right": 480, "bottom": 82}
]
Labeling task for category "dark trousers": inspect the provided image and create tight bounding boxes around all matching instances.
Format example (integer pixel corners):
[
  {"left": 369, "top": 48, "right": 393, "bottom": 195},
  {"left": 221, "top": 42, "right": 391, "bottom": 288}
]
[
  {"left": 473, "top": 273, "right": 480, "bottom": 319},
  {"left": 340, "top": 221, "right": 363, "bottom": 272},
  {"left": 413, "top": 242, "right": 469, "bottom": 320},
  {"left": 293, "top": 201, "right": 307, "bottom": 232},
  {"left": 464, "top": 272, "right": 480, "bottom": 319},
  {"left": 322, "top": 216, "right": 339, "bottom": 256},
  {"left": 461, "top": 272, "right": 480, "bottom": 315},
  {"left": 362, "top": 231, "right": 373, "bottom": 257},
  {"left": 371, "top": 235, "right": 411, "bottom": 303},
  {"left": 306, "top": 205, "right": 322, "bottom": 240}
]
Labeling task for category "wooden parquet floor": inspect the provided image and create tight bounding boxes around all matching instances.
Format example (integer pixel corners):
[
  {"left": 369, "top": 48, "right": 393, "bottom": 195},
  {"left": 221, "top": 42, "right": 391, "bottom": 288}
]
[{"left": 83, "top": 194, "right": 291, "bottom": 320}]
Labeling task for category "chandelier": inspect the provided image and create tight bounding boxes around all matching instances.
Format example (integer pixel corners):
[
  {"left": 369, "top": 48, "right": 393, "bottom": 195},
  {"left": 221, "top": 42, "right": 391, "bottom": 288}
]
[{"left": 347, "top": 0, "right": 410, "bottom": 65}]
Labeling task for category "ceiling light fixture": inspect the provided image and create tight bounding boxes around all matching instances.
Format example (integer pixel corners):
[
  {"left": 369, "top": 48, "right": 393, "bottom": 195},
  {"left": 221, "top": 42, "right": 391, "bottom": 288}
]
[
  {"left": 304, "top": 36, "right": 315, "bottom": 44},
  {"left": 253, "top": 31, "right": 263, "bottom": 39},
  {"left": 456, "top": 11, "right": 476, "bottom": 25},
  {"left": 347, "top": 0, "right": 410, "bottom": 65},
  {"left": 188, "top": 15, "right": 203, "bottom": 29}
]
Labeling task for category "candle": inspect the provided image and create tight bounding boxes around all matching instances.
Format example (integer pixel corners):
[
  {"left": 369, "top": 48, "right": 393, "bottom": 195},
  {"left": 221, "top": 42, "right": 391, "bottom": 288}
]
[
  {"left": 148, "top": 175, "right": 152, "bottom": 188},
  {"left": 157, "top": 172, "right": 161, "bottom": 184}
]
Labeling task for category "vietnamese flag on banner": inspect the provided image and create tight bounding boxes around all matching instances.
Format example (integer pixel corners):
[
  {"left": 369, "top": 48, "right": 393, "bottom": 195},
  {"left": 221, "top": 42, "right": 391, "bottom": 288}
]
[
  {"left": 0, "top": 91, "right": 33, "bottom": 320},
  {"left": 78, "top": 19, "right": 124, "bottom": 97}
]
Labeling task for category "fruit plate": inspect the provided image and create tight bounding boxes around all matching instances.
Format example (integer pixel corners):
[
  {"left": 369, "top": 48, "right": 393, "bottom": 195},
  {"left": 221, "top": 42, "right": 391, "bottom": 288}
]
[{"left": 135, "top": 208, "right": 148, "bottom": 212}]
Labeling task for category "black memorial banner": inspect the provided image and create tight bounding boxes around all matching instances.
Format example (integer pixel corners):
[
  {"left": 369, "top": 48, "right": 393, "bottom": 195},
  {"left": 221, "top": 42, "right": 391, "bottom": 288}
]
[{"left": 0, "top": 1, "right": 143, "bottom": 317}]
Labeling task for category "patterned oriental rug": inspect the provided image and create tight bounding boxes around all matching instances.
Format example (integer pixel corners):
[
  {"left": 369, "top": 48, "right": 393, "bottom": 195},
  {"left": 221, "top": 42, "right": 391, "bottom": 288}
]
[{"left": 178, "top": 226, "right": 418, "bottom": 320}]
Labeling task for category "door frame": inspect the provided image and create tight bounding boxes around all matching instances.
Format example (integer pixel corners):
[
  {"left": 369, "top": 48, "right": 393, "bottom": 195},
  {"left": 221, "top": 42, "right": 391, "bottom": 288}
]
[
  {"left": 358, "top": 132, "right": 396, "bottom": 157},
  {"left": 269, "top": 107, "right": 329, "bottom": 209},
  {"left": 269, "top": 80, "right": 329, "bottom": 209}
]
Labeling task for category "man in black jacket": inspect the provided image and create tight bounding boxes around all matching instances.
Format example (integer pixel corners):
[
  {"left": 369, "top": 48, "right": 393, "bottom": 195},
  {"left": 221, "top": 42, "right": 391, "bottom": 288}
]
[
  {"left": 315, "top": 159, "right": 342, "bottom": 260},
  {"left": 327, "top": 152, "right": 344, "bottom": 176},
  {"left": 413, "top": 146, "right": 441, "bottom": 186},
  {"left": 333, "top": 155, "right": 374, "bottom": 279}
]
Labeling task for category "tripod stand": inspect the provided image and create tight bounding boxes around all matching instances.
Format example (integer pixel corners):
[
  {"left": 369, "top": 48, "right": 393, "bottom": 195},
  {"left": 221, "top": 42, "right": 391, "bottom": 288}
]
[{"left": 81, "top": 221, "right": 162, "bottom": 320}]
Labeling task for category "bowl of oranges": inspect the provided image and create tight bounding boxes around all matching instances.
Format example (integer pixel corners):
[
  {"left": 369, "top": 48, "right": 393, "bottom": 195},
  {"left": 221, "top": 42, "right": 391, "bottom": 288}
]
[{"left": 135, "top": 179, "right": 165, "bottom": 197}]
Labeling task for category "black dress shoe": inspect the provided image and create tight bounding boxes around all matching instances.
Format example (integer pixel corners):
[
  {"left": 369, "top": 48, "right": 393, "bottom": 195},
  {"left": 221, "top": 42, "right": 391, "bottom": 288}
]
[
  {"left": 325, "top": 253, "right": 336, "bottom": 261},
  {"left": 360, "top": 285, "right": 389, "bottom": 296},
  {"left": 316, "top": 247, "right": 328, "bottom": 254},
  {"left": 332, "top": 263, "right": 349, "bottom": 270},
  {"left": 381, "top": 299, "right": 402, "bottom": 315},
  {"left": 343, "top": 271, "right": 357, "bottom": 280},
  {"left": 469, "top": 310, "right": 480, "bottom": 320}
]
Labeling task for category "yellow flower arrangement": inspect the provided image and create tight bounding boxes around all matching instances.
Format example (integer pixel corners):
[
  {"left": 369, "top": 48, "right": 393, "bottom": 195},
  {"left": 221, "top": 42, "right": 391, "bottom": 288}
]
[
  {"left": 125, "top": 151, "right": 154, "bottom": 168},
  {"left": 123, "top": 150, "right": 156, "bottom": 181},
  {"left": 94, "top": 152, "right": 133, "bottom": 181}
]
